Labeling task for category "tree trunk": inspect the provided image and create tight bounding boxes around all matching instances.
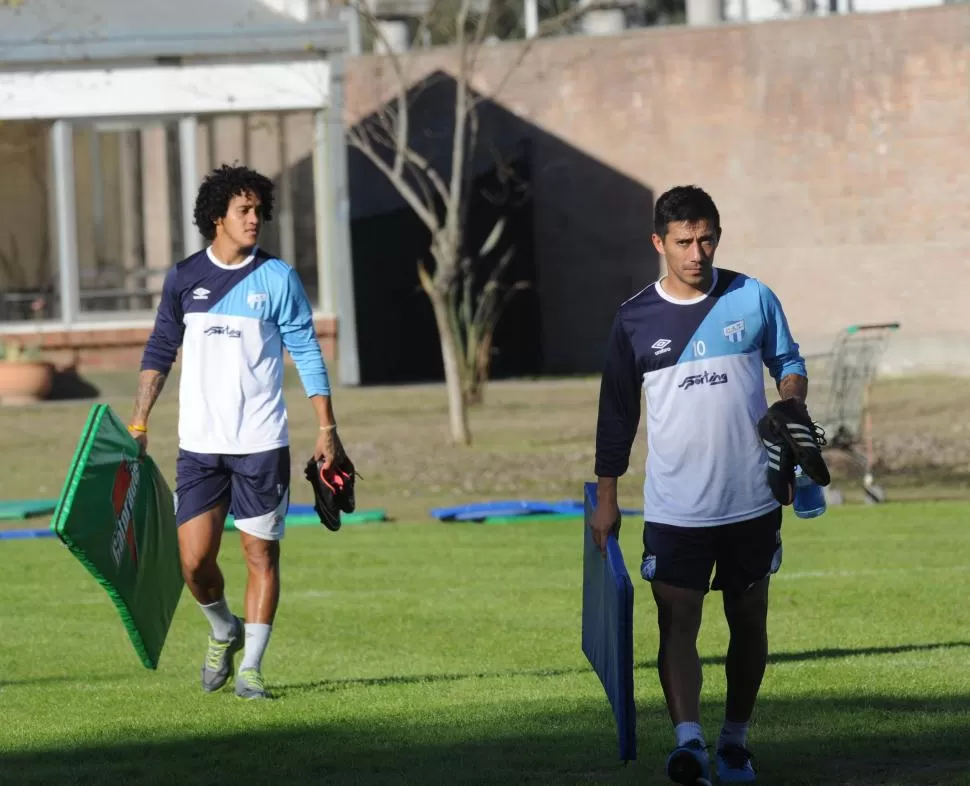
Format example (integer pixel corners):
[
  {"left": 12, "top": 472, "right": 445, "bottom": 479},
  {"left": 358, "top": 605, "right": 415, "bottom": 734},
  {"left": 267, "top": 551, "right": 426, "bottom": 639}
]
[
  {"left": 468, "top": 329, "right": 494, "bottom": 406},
  {"left": 429, "top": 290, "right": 471, "bottom": 445}
]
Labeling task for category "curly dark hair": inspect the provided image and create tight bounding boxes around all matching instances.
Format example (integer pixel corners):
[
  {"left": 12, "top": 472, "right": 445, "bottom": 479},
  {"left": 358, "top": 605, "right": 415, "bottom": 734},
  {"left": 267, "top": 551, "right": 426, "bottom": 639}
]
[
  {"left": 193, "top": 164, "right": 275, "bottom": 241},
  {"left": 654, "top": 185, "right": 721, "bottom": 239}
]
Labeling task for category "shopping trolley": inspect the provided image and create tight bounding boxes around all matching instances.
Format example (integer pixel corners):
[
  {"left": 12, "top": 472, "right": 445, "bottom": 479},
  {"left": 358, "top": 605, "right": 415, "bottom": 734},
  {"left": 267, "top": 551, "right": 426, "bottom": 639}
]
[{"left": 805, "top": 322, "right": 901, "bottom": 504}]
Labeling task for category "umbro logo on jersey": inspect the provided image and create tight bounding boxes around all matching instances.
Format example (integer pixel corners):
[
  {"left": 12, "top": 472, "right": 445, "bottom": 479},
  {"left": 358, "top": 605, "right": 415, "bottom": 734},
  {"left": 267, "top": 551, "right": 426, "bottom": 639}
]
[
  {"left": 652, "top": 338, "right": 672, "bottom": 356},
  {"left": 192, "top": 288, "right": 210, "bottom": 300}
]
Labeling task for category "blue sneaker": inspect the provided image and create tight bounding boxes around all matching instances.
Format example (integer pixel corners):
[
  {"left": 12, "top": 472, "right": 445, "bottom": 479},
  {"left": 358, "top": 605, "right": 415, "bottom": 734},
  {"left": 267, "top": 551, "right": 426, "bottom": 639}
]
[
  {"left": 716, "top": 744, "right": 757, "bottom": 782},
  {"left": 665, "top": 739, "right": 712, "bottom": 785}
]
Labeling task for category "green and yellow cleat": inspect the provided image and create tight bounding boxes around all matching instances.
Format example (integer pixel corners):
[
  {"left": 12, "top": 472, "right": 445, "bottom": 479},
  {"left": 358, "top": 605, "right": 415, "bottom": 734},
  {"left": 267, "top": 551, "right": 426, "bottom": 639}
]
[
  {"left": 235, "top": 668, "right": 271, "bottom": 700},
  {"left": 201, "top": 616, "right": 244, "bottom": 693}
]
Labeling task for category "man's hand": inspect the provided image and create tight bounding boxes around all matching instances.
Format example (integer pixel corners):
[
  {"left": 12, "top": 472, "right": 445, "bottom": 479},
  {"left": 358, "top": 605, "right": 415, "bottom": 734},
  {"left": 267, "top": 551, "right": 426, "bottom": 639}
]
[
  {"left": 314, "top": 426, "right": 347, "bottom": 471},
  {"left": 590, "top": 501, "right": 619, "bottom": 556},
  {"left": 590, "top": 479, "right": 621, "bottom": 556}
]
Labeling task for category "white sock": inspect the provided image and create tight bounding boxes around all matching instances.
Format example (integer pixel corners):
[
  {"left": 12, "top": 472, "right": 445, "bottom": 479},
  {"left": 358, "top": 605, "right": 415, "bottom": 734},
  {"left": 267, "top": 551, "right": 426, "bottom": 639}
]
[
  {"left": 199, "top": 598, "right": 236, "bottom": 641},
  {"left": 240, "top": 623, "right": 272, "bottom": 672},
  {"left": 718, "top": 719, "right": 749, "bottom": 750},
  {"left": 675, "top": 721, "right": 705, "bottom": 748}
]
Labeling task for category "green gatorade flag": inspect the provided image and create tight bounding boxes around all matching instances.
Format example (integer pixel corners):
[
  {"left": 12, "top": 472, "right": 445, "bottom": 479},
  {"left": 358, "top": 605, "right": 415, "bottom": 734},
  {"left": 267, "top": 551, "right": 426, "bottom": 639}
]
[{"left": 51, "top": 404, "right": 184, "bottom": 669}]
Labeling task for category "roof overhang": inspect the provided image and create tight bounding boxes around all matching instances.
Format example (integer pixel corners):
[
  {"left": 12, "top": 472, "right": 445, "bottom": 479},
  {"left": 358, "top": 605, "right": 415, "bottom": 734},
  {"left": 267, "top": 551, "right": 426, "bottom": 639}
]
[{"left": 0, "top": 22, "right": 350, "bottom": 121}]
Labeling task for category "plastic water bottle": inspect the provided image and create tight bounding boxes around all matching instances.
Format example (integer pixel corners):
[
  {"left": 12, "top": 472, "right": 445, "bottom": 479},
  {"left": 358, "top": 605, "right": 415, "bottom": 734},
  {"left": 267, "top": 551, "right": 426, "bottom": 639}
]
[{"left": 793, "top": 465, "right": 827, "bottom": 519}]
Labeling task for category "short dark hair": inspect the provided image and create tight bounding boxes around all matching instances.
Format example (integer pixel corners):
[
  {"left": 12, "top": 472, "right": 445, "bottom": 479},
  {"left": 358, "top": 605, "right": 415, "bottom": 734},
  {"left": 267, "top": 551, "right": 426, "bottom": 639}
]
[
  {"left": 193, "top": 164, "right": 275, "bottom": 241},
  {"left": 654, "top": 185, "right": 721, "bottom": 238}
]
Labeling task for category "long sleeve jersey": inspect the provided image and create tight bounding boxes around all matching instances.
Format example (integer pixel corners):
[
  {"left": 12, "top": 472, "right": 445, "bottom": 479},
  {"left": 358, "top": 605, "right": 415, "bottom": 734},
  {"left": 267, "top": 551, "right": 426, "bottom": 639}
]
[
  {"left": 595, "top": 267, "right": 807, "bottom": 527},
  {"left": 140, "top": 246, "right": 331, "bottom": 455}
]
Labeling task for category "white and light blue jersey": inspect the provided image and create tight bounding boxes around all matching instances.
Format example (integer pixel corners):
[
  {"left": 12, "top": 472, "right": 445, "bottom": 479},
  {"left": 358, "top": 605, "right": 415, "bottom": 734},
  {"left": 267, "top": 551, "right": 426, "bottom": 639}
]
[
  {"left": 595, "top": 268, "right": 807, "bottom": 527},
  {"left": 141, "top": 246, "right": 330, "bottom": 455}
]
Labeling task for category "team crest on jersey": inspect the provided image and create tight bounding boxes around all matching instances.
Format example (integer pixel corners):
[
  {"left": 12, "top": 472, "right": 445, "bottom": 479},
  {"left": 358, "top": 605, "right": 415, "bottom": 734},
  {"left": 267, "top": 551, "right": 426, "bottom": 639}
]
[
  {"left": 247, "top": 292, "right": 268, "bottom": 309},
  {"left": 723, "top": 319, "right": 745, "bottom": 344}
]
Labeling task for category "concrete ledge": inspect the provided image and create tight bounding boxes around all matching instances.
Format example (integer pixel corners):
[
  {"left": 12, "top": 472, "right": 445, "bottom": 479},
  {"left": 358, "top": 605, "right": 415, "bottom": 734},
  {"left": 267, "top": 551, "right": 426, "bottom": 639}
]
[{"left": 0, "top": 316, "right": 338, "bottom": 373}]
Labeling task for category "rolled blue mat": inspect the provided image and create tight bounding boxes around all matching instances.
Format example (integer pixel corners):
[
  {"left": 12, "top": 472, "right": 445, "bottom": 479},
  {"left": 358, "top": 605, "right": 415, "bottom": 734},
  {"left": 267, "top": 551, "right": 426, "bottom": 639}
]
[
  {"left": 0, "top": 528, "right": 57, "bottom": 541},
  {"left": 431, "top": 499, "right": 642, "bottom": 522}
]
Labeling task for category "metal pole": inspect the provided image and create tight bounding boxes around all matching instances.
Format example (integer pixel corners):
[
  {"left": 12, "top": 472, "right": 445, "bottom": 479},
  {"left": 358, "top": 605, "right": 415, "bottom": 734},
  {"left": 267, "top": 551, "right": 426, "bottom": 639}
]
[
  {"left": 277, "top": 113, "right": 297, "bottom": 265},
  {"left": 178, "top": 116, "right": 200, "bottom": 257},
  {"left": 327, "top": 56, "right": 361, "bottom": 386},
  {"left": 342, "top": 4, "right": 363, "bottom": 56},
  {"left": 685, "top": 0, "right": 721, "bottom": 25},
  {"left": 312, "top": 107, "right": 335, "bottom": 315},
  {"left": 524, "top": 0, "right": 539, "bottom": 38},
  {"left": 89, "top": 128, "right": 106, "bottom": 269},
  {"left": 51, "top": 120, "right": 79, "bottom": 326}
]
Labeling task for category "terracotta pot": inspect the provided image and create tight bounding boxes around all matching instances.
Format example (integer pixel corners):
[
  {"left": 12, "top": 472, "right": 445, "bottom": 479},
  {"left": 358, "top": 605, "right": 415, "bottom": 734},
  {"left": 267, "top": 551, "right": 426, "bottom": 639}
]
[{"left": 0, "top": 361, "right": 55, "bottom": 404}]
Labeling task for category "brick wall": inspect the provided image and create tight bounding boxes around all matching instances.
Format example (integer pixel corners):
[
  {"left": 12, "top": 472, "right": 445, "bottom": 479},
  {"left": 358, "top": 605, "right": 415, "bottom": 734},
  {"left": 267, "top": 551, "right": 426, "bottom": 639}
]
[{"left": 345, "top": 5, "right": 970, "bottom": 374}]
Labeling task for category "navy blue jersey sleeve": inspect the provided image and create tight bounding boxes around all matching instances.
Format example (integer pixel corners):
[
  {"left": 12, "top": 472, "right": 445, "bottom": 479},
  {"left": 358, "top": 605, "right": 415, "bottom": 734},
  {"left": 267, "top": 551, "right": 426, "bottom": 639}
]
[
  {"left": 758, "top": 281, "right": 807, "bottom": 383},
  {"left": 277, "top": 266, "right": 331, "bottom": 398},
  {"left": 140, "top": 266, "right": 185, "bottom": 374},
  {"left": 595, "top": 312, "right": 642, "bottom": 478}
]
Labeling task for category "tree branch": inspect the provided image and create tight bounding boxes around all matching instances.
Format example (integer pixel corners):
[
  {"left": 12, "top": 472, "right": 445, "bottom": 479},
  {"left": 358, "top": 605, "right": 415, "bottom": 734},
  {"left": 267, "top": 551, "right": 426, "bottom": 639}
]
[
  {"left": 352, "top": 3, "right": 415, "bottom": 182},
  {"left": 346, "top": 124, "right": 440, "bottom": 232},
  {"left": 474, "top": 1, "right": 605, "bottom": 107},
  {"left": 444, "top": 0, "right": 476, "bottom": 263},
  {"left": 357, "top": 115, "right": 450, "bottom": 209}
]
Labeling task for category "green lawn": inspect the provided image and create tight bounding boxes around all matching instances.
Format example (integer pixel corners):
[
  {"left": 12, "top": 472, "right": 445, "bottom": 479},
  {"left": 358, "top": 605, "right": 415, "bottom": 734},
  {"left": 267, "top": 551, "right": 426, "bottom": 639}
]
[
  {"left": 2, "top": 374, "right": 970, "bottom": 784},
  {"left": 3, "top": 502, "right": 970, "bottom": 785}
]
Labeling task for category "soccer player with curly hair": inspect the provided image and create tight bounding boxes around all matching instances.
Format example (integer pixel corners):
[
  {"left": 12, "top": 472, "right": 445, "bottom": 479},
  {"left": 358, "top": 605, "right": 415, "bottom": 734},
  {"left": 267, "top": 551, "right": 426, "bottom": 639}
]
[{"left": 128, "top": 164, "right": 352, "bottom": 700}]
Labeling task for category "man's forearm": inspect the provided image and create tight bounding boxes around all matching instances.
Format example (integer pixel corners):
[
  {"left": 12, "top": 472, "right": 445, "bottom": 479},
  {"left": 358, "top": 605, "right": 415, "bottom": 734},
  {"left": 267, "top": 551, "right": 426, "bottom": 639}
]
[
  {"left": 778, "top": 373, "right": 808, "bottom": 403},
  {"left": 597, "top": 476, "right": 619, "bottom": 506},
  {"left": 131, "top": 369, "right": 168, "bottom": 426},
  {"left": 310, "top": 394, "right": 336, "bottom": 428}
]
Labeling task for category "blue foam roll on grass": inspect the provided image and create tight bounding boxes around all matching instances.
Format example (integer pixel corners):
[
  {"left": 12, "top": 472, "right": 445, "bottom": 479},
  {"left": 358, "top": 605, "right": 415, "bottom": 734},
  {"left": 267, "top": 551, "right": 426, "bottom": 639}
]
[
  {"left": 2, "top": 509, "right": 389, "bottom": 541},
  {"left": 0, "top": 527, "right": 58, "bottom": 540},
  {"left": 431, "top": 499, "right": 642, "bottom": 524}
]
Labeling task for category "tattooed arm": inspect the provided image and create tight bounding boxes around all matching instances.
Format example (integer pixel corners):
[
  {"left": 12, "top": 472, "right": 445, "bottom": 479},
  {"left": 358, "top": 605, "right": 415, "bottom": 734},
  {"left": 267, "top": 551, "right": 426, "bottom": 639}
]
[
  {"left": 131, "top": 370, "right": 169, "bottom": 428},
  {"left": 130, "top": 267, "right": 184, "bottom": 448},
  {"left": 778, "top": 372, "right": 808, "bottom": 404}
]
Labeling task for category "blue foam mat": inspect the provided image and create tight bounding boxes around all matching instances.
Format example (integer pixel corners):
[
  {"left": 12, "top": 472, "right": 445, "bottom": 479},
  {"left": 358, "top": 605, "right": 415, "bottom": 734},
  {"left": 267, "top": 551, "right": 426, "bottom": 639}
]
[
  {"left": 431, "top": 499, "right": 641, "bottom": 522},
  {"left": 581, "top": 481, "right": 637, "bottom": 762},
  {"left": 0, "top": 528, "right": 57, "bottom": 540}
]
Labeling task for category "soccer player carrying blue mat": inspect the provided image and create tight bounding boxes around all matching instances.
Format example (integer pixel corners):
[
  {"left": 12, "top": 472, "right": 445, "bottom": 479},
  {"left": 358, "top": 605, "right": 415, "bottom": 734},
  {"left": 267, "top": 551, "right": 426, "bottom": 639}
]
[
  {"left": 591, "top": 186, "right": 829, "bottom": 784},
  {"left": 127, "top": 165, "right": 353, "bottom": 699}
]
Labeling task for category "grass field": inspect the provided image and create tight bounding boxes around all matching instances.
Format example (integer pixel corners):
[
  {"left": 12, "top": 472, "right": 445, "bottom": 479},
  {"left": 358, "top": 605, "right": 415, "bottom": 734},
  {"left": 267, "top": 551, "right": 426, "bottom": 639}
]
[
  {"left": 2, "top": 373, "right": 970, "bottom": 784},
  {"left": 3, "top": 504, "right": 970, "bottom": 785}
]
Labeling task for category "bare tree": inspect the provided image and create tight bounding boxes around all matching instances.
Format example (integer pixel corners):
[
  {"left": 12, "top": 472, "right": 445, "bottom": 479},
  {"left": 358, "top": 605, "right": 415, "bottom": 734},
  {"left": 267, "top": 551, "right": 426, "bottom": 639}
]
[{"left": 344, "top": 0, "right": 588, "bottom": 445}]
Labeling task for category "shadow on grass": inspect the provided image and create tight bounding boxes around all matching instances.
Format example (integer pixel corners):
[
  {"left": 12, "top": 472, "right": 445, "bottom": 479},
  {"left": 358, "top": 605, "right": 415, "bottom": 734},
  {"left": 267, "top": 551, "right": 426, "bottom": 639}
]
[
  {"left": 47, "top": 367, "right": 100, "bottom": 401},
  {"left": 3, "top": 692, "right": 969, "bottom": 786},
  {"left": 273, "top": 641, "right": 970, "bottom": 695},
  {"left": 0, "top": 674, "right": 129, "bottom": 688}
]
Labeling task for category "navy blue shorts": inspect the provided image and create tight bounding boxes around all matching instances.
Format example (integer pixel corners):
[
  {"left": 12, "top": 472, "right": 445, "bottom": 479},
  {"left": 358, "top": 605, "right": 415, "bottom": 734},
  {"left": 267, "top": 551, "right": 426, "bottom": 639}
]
[
  {"left": 640, "top": 507, "right": 783, "bottom": 595},
  {"left": 174, "top": 447, "right": 291, "bottom": 540}
]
